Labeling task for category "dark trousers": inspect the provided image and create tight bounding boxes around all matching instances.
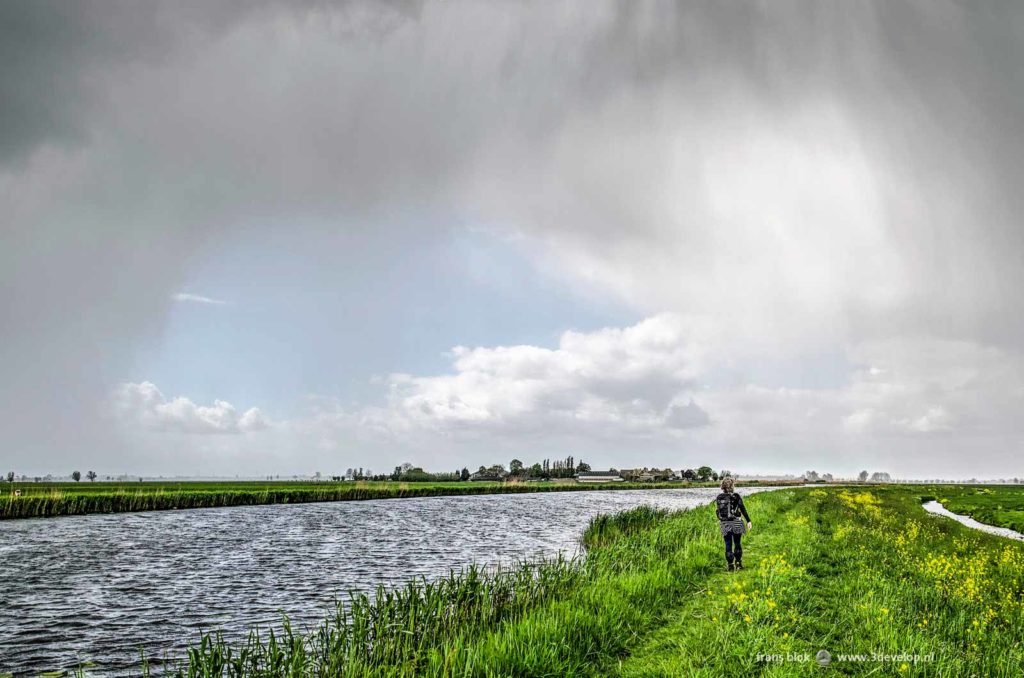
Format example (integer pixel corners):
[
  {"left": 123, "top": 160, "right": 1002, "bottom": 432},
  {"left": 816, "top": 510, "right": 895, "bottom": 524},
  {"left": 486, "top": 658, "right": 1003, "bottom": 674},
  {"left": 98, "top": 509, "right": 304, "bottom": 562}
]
[{"left": 724, "top": 532, "right": 743, "bottom": 563}]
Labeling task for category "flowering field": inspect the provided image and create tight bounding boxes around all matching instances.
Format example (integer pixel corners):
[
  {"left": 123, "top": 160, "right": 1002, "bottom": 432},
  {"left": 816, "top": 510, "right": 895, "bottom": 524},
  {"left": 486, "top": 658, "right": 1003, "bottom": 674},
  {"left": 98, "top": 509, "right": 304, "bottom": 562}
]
[{"left": 140, "top": 485, "right": 1024, "bottom": 677}]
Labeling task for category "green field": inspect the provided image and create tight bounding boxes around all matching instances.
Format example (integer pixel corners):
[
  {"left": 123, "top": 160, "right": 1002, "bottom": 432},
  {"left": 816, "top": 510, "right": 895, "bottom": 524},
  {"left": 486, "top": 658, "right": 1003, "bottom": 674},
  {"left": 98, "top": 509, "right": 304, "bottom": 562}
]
[
  {"left": 140, "top": 485, "right": 1024, "bottom": 677},
  {"left": 0, "top": 479, "right": 782, "bottom": 519},
  {"left": 925, "top": 485, "right": 1024, "bottom": 534}
]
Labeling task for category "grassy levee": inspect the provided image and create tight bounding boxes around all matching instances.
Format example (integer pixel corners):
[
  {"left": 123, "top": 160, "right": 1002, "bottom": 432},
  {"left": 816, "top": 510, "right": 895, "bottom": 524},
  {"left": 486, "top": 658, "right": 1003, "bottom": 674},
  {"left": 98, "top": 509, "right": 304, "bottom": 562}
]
[
  {"left": 0, "top": 480, "right": 769, "bottom": 520},
  {"left": 152, "top": 486, "right": 1024, "bottom": 677},
  {"left": 618, "top": 487, "right": 1024, "bottom": 677},
  {"left": 926, "top": 485, "right": 1024, "bottom": 534}
]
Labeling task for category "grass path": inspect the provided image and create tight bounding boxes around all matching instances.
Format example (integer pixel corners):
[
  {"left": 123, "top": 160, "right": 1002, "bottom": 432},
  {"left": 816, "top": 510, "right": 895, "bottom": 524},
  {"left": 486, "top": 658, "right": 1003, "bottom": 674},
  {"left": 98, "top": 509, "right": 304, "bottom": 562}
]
[{"left": 613, "top": 488, "right": 812, "bottom": 677}]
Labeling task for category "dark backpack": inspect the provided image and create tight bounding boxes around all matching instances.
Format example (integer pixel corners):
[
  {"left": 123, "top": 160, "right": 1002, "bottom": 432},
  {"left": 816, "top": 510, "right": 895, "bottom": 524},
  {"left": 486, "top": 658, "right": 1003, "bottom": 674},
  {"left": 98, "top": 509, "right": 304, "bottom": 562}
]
[{"left": 716, "top": 493, "right": 738, "bottom": 521}]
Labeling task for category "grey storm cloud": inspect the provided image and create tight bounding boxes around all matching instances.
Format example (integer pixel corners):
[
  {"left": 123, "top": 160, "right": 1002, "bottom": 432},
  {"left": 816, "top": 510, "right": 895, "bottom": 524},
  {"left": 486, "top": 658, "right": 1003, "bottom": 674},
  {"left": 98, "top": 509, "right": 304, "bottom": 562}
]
[{"left": 2, "top": 0, "right": 1023, "bottom": 474}]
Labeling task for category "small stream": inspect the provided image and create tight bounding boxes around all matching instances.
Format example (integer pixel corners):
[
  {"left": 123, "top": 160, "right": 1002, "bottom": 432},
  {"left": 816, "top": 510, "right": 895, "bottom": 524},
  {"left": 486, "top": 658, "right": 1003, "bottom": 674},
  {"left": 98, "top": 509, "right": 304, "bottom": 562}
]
[{"left": 921, "top": 500, "right": 1024, "bottom": 541}]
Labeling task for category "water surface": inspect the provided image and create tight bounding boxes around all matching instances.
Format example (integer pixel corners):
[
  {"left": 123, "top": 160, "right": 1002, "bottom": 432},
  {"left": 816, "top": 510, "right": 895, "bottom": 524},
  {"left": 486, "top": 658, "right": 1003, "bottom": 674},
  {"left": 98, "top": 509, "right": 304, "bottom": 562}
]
[{"left": 0, "top": 486, "right": 780, "bottom": 675}]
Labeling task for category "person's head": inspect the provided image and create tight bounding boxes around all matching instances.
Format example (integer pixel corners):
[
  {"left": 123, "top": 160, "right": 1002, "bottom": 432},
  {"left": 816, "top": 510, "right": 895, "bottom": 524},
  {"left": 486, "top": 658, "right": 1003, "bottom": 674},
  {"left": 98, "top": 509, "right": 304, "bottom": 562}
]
[{"left": 720, "top": 476, "right": 734, "bottom": 493}]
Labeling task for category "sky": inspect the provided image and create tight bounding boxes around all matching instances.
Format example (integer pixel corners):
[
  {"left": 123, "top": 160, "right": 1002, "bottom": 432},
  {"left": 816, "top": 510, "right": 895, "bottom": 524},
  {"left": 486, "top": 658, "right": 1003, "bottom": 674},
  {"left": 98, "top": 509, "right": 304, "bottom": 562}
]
[{"left": 2, "top": 0, "right": 1024, "bottom": 479}]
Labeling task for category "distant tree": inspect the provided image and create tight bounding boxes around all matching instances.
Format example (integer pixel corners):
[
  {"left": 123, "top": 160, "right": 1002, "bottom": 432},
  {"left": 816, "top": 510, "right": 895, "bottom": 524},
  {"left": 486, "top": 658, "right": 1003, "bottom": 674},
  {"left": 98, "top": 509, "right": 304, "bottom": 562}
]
[
  {"left": 400, "top": 467, "right": 434, "bottom": 482},
  {"left": 821, "top": 473, "right": 834, "bottom": 482},
  {"left": 400, "top": 462, "right": 414, "bottom": 474},
  {"left": 392, "top": 466, "right": 402, "bottom": 481},
  {"left": 5, "top": 471, "right": 13, "bottom": 483},
  {"left": 528, "top": 463, "right": 543, "bottom": 478},
  {"left": 711, "top": 471, "right": 719, "bottom": 481},
  {"left": 314, "top": 471, "right": 321, "bottom": 481},
  {"left": 86, "top": 471, "right": 97, "bottom": 482},
  {"left": 71, "top": 471, "right": 81, "bottom": 482},
  {"left": 858, "top": 470, "right": 869, "bottom": 482},
  {"left": 696, "top": 466, "right": 714, "bottom": 482},
  {"left": 509, "top": 459, "right": 524, "bottom": 475},
  {"left": 682, "top": 468, "right": 697, "bottom": 481},
  {"left": 805, "top": 470, "right": 819, "bottom": 482},
  {"left": 460, "top": 467, "right": 470, "bottom": 481},
  {"left": 719, "top": 469, "right": 731, "bottom": 480},
  {"left": 869, "top": 471, "right": 892, "bottom": 483},
  {"left": 478, "top": 465, "right": 487, "bottom": 473},
  {"left": 575, "top": 461, "right": 592, "bottom": 473}
]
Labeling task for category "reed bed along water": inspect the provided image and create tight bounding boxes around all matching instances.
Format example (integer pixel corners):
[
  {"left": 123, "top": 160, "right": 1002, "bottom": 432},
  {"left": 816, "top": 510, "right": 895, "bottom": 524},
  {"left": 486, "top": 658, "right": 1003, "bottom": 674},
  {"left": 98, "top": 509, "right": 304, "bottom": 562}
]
[
  {"left": 132, "top": 486, "right": 1024, "bottom": 677},
  {"left": 0, "top": 480, "right": 781, "bottom": 519}
]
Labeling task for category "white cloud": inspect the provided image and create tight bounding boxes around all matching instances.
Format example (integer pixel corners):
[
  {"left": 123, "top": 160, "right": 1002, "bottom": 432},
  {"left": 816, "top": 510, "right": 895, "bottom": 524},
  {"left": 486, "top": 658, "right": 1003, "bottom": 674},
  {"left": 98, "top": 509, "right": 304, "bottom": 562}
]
[
  {"left": 172, "top": 293, "right": 226, "bottom": 305},
  {"left": 350, "top": 314, "right": 715, "bottom": 439},
  {"left": 113, "top": 382, "right": 268, "bottom": 435}
]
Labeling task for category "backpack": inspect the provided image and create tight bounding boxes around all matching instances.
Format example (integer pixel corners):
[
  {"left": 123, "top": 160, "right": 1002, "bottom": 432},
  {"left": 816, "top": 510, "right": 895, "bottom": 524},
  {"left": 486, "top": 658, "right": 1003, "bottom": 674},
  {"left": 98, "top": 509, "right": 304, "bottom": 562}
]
[{"left": 716, "top": 493, "right": 738, "bottom": 521}]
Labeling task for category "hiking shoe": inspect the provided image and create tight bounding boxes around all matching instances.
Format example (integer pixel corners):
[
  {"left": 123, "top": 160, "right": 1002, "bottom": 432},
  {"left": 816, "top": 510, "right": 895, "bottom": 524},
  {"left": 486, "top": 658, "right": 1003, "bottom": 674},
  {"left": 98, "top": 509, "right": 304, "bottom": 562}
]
[
  {"left": 735, "top": 560, "right": 744, "bottom": 570},
  {"left": 727, "top": 562, "right": 735, "bottom": 572}
]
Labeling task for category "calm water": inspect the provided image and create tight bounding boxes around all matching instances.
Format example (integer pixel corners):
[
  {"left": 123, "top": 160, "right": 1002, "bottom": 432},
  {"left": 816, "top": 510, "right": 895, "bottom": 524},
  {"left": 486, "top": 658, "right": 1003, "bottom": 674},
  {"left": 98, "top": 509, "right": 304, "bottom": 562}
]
[{"left": 0, "top": 487, "right": 777, "bottom": 675}]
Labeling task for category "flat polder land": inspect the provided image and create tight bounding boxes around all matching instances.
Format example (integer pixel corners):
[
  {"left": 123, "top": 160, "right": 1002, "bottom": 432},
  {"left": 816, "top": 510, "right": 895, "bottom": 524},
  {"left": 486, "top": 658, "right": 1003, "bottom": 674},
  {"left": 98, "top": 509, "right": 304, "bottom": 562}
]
[
  {"left": 0, "top": 478, "right": 792, "bottom": 519},
  {"left": 72, "top": 484, "right": 1024, "bottom": 676}
]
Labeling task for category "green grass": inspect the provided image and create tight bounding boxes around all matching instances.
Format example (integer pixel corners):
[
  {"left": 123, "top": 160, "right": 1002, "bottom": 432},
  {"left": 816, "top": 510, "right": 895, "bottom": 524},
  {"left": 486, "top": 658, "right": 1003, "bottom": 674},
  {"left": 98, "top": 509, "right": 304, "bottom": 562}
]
[
  {"left": 145, "top": 486, "right": 1024, "bottom": 677},
  {"left": 0, "top": 479, "right": 785, "bottom": 519},
  {"left": 925, "top": 485, "right": 1024, "bottom": 534}
]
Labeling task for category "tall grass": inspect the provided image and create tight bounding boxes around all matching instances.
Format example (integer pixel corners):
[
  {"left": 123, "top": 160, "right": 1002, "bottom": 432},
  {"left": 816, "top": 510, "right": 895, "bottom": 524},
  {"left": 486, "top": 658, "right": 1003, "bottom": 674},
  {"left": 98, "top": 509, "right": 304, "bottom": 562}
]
[{"left": 145, "top": 557, "right": 584, "bottom": 677}]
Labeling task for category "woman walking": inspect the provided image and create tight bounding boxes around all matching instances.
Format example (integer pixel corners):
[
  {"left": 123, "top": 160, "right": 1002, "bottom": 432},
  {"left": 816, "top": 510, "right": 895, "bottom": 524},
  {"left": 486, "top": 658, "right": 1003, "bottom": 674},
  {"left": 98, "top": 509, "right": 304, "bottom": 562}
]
[{"left": 715, "top": 476, "right": 752, "bottom": 571}]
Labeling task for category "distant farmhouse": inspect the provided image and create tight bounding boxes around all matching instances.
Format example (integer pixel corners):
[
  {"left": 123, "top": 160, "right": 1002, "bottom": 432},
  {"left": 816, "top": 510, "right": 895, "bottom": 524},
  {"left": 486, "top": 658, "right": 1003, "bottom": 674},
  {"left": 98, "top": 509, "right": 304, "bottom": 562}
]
[{"left": 575, "top": 471, "right": 624, "bottom": 483}]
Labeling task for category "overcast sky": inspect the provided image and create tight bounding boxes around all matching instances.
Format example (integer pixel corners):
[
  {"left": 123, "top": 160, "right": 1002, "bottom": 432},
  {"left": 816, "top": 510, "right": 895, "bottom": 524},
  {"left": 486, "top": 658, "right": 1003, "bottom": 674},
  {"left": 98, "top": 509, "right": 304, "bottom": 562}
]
[{"left": 3, "top": 0, "right": 1023, "bottom": 479}]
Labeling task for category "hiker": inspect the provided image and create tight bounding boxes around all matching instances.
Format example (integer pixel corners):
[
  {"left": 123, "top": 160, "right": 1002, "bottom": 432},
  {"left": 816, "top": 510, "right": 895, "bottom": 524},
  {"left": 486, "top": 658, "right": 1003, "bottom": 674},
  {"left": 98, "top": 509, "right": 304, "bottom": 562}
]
[{"left": 715, "top": 476, "right": 751, "bottom": 571}]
